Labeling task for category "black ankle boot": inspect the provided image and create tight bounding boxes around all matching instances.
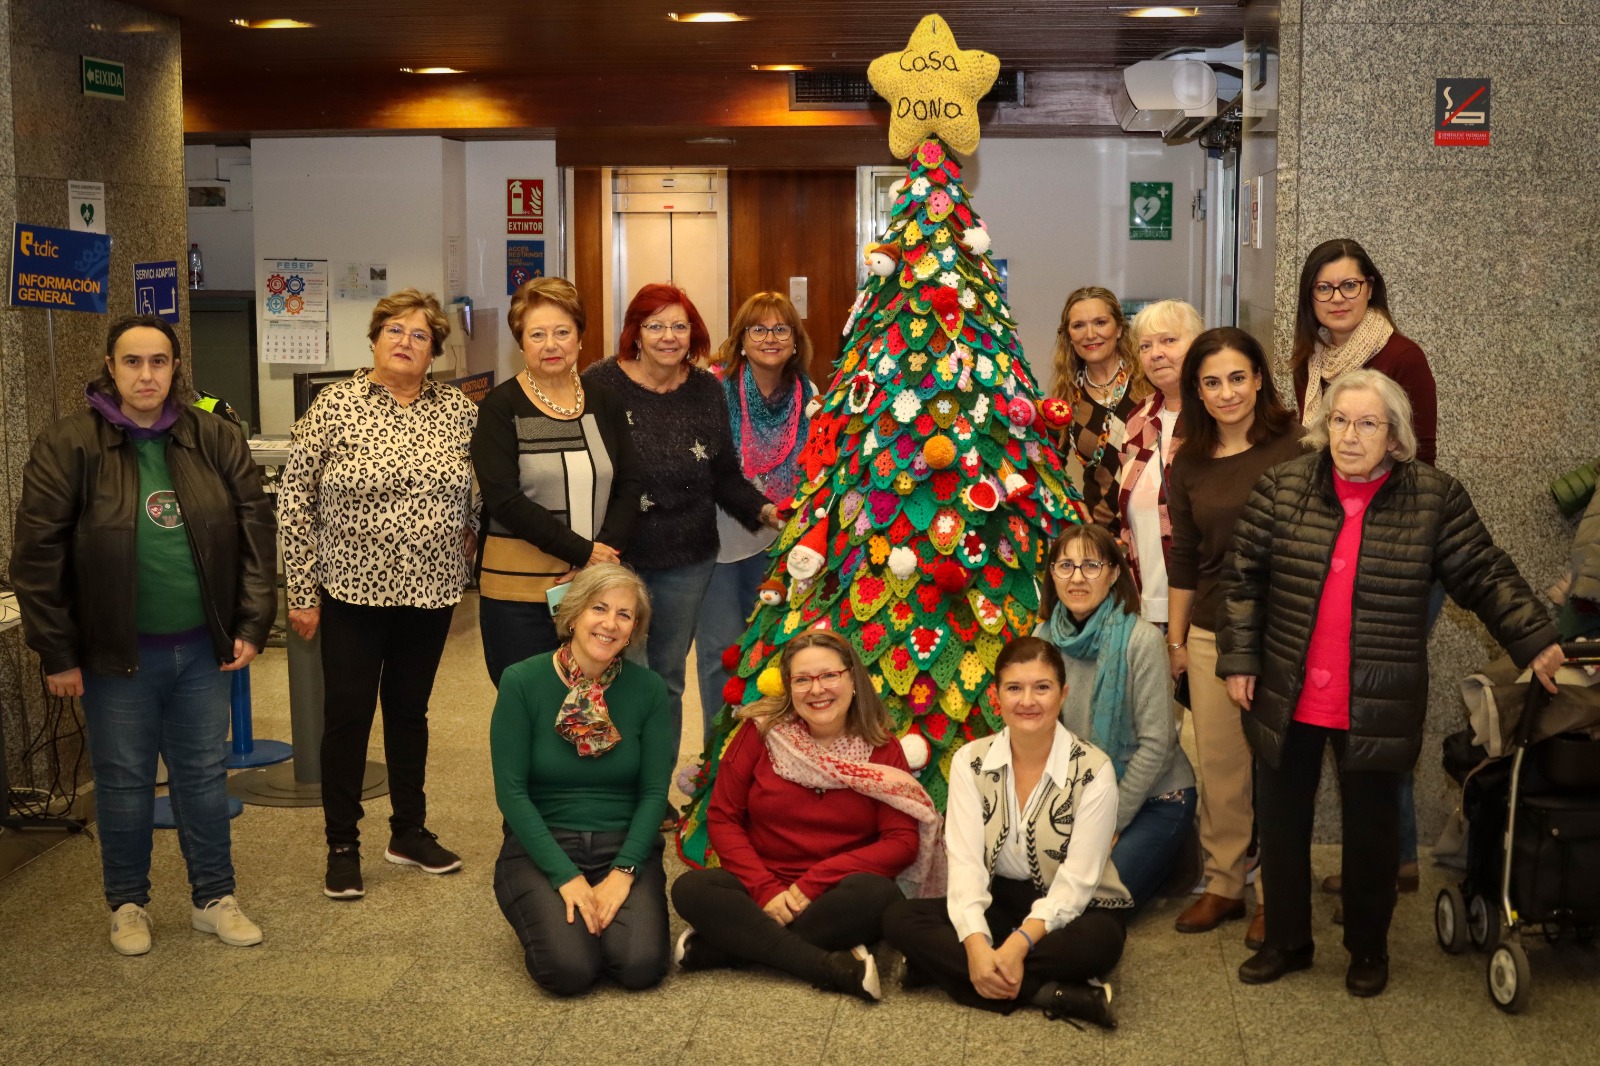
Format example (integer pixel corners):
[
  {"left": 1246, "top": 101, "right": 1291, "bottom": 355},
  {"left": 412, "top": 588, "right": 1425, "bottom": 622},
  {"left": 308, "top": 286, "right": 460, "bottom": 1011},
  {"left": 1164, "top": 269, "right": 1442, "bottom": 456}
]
[
  {"left": 1036, "top": 980, "right": 1117, "bottom": 1030},
  {"left": 1238, "top": 943, "right": 1315, "bottom": 984}
]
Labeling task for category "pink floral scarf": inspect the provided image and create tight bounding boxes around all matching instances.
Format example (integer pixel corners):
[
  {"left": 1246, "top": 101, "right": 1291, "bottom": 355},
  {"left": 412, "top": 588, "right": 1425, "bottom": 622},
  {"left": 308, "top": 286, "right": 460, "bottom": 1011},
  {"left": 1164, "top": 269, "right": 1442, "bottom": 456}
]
[{"left": 763, "top": 718, "right": 947, "bottom": 897}]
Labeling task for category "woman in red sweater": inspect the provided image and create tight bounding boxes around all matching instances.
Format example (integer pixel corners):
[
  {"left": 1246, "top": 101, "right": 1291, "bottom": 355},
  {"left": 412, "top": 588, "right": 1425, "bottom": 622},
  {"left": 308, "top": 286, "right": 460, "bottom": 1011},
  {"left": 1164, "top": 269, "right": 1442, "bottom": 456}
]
[{"left": 671, "top": 630, "right": 941, "bottom": 1000}]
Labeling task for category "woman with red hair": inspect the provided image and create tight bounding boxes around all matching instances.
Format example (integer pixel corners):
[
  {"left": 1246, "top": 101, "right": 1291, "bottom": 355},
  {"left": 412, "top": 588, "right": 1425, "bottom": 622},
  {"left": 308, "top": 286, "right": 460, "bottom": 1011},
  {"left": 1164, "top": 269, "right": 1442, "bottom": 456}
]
[{"left": 582, "top": 284, "right": 778, "bottom": 777}]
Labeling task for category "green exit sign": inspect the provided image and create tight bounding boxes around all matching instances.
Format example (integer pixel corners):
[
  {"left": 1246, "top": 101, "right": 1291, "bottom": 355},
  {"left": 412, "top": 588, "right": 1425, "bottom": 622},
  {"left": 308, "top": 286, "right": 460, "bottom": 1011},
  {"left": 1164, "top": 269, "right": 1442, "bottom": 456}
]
[{"left": 82, "top": 56, "right": 126, "bottom": 100}]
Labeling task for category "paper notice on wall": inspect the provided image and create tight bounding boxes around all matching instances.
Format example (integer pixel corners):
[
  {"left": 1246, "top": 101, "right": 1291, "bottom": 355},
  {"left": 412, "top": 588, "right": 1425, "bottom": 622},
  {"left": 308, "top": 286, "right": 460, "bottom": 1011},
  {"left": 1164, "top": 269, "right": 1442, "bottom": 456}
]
[
  {"left": 447, "top": 237, "right": 463, "bottom": 293},
  {"left": 260, "top": 258, "right": 329, "bottom": 321},
  {"left": 68, "top": 181, "right": 107, "bottom": 234},
  {"left": 334, "top": 261, "right": 389, "bottom": 301},
  {"left": 261, "top": 319, "right": 327, "bottom": 364}
]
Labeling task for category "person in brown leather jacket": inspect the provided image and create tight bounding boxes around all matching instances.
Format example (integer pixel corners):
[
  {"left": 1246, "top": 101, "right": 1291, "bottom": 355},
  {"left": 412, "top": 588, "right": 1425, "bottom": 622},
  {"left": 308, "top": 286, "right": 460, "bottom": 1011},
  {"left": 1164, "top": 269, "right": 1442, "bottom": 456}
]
[{"left": 9, "top": 314, "right": 275, "bottom": 957}]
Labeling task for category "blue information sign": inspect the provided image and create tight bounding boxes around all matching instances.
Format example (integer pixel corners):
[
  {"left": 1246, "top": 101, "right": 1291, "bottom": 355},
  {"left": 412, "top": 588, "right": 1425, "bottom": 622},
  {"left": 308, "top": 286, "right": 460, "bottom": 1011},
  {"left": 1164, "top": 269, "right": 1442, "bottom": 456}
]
[
  {"left": 506, "top": 240, "right": 545, "bottom": 295},
  {"left": 10, "top": 223, "right": 111, "bottom": 313},
  {"left": 133, "top": 259, "right": 181, "bottom": 323}
]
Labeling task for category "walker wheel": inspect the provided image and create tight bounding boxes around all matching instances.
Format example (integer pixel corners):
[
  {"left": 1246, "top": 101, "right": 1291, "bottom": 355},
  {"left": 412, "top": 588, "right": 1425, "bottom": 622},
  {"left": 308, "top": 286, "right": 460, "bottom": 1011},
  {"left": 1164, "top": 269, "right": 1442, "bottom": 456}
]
[
  {"left": 1436, "top": 886, "right": 1468, "bottom": 955},
  {"left": 1468, "top": 893, "right": 1501, "bottom": 952},
  {"left": 1487, "top": 941, "right": 1532, "bottom": 1013}
]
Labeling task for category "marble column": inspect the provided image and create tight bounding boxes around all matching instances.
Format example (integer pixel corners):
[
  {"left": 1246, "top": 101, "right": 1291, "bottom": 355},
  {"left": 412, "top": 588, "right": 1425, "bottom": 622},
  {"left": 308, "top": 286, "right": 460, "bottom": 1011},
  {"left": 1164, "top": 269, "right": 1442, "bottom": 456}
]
[{"left": 1254, "top": 0, "right": 1600, "bottom": 843}]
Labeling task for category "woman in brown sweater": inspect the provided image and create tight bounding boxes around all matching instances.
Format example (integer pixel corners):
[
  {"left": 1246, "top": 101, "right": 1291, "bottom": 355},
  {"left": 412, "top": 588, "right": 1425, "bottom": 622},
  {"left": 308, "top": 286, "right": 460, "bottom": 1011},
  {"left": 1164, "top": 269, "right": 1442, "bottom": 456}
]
[{"left": 1166, "top": 327, "right": 1305, "bottom": 946}]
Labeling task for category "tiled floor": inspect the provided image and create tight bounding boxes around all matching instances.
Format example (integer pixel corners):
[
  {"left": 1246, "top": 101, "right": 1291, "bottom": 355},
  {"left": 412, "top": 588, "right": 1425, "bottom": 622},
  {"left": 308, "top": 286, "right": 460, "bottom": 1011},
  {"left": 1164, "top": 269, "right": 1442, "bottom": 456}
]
[{"left": 2, "top": 595, "right": 1596, "bottom": 1065}]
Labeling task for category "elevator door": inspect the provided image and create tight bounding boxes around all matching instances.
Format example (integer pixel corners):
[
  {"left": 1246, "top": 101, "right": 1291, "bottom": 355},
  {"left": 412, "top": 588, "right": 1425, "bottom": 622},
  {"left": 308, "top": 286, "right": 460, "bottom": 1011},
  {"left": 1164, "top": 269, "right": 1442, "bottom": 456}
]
[{"left": 611, "top": 169, "right": 728, "bottom": 349}]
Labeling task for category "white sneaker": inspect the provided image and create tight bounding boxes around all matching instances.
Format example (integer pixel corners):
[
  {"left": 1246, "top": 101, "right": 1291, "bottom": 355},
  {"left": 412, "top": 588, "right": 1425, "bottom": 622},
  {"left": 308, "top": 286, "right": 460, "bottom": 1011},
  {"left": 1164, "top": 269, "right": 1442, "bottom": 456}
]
[
  {"left": 110, "top": 903, "right": 153, "bottom": 956},
  {"left": 192, "top": 895, "right": 263, "bottom": 947},
  {"left": 851, "top": 944, "right": 883, "bottom": 1002}
]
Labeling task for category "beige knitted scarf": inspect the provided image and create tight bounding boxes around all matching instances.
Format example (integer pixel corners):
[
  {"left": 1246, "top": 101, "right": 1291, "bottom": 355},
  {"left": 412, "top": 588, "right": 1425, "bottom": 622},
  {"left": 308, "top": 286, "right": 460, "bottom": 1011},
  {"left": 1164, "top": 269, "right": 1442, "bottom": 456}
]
[{"left": 1301, "top": 309, "right": 1395, "bottom": 427}]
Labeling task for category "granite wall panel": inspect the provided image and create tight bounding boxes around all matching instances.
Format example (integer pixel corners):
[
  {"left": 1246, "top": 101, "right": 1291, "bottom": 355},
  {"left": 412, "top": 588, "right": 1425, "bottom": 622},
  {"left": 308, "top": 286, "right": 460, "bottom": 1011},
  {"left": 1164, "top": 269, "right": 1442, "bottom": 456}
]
[
  {"left": 1255, "top": 0, "right": 1595, "bottom": 844},
  {"left": 0, "top": 0, "right": 184, "bottom": 789}
]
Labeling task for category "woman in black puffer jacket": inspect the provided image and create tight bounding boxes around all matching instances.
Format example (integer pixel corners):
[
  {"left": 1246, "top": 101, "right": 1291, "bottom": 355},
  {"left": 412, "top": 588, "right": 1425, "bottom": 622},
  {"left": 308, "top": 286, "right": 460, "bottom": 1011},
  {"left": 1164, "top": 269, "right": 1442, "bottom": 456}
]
[{"left": 1215, "top": 368, "right": 1562, "bottom": 999}]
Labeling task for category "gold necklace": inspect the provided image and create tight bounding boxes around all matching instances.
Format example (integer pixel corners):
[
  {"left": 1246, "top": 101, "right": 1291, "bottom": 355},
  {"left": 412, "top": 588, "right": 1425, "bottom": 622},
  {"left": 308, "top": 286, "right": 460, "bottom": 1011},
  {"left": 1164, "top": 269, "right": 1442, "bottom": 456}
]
[{"left": 525, "top": 368, "right": 584, "bottom": 417}]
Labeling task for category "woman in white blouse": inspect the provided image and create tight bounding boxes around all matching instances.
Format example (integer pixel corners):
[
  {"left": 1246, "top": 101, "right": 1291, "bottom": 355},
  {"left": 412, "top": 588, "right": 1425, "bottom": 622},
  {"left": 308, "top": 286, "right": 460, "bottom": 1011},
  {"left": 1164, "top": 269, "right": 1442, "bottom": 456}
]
[{"left": 883, "top": 637, "right": 1129, "bottom": 1029}]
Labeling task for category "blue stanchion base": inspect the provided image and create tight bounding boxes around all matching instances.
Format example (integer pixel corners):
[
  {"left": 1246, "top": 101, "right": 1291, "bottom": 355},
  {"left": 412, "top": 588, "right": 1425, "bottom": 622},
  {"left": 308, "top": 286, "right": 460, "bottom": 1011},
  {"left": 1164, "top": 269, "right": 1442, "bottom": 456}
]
[
  {"left": 153, "top": 794, "right": 244, "bottom": 829},
  {"left": 225, "top": 738, "right": 294, "bottom": 770}
]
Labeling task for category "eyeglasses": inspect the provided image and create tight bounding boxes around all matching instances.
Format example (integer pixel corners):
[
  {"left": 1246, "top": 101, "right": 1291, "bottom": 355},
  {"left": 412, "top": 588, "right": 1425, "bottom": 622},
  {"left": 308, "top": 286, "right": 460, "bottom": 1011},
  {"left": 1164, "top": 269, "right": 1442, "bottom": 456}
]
[
  {"left": 525, "top": 327, "right": 576, "bottom": 346},
  {"left": 1328, "top": 414, "right": 1389, "bottom": 438},
  {"left": 381, "top": 323, "right": 433, "bottom": 346},
  {"left": 1051, "top": 559, "right": 1108, "bottom": 579},
  {"left": 745, "top": 324, "right": 792, "bottom": 341},
  {"left": 1311, "top": 278, "right": 1367, "bottom": 302},
  {"left": 642, "top": 322, "right": 691, "bottom": 337},
  {"left": 790, "top": 670, "right": 848, "bottom": 690}
]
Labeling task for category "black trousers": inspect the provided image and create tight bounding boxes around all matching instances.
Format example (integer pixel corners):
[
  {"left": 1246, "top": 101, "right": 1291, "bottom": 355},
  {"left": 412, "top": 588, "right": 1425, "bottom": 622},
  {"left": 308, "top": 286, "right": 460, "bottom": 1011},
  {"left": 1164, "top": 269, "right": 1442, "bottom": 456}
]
[
  {"left": 319, "top": 593, "right": 455, "bottom": 848},
  {"left": 1256, "top": 720, "right": 1403, "bottom": 959},
  {"left": 671, "top": 868, "right": 903, "bottom": 983},
  {"left": 882, "top": 877, "right": 1126, "bottom": 1014},
  {"left": 494, "top": 829, "right": 670, "bottom": 996}
]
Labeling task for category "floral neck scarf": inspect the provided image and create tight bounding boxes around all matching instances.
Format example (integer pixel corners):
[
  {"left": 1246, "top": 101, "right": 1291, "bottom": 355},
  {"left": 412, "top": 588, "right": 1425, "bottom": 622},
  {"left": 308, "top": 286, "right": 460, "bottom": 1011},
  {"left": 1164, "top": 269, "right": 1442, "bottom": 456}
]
[
  {"left": 731, "top": 365, "right": 809, "bottom": 506},
  {"left": 552, "top": 642, "right": 624, "bottom": 757}
]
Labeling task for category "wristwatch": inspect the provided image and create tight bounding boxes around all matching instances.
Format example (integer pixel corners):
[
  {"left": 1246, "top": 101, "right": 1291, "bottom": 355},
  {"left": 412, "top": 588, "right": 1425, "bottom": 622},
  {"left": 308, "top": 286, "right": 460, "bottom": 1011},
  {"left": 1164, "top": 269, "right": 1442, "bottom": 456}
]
[{"left": 613, "top": 865, "right": 637, "bottom": 876}]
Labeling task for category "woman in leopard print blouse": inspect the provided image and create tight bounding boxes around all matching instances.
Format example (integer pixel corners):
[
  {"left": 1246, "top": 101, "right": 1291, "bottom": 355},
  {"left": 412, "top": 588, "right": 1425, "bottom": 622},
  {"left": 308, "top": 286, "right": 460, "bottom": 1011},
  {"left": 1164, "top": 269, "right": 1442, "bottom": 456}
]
[{"left": 279, "top": 288, "right": 479, "bottom": 901}]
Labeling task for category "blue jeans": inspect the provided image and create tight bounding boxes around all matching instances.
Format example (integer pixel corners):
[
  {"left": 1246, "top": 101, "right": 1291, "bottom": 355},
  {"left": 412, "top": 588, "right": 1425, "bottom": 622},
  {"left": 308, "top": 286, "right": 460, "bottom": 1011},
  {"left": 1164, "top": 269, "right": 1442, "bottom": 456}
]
[
  {"left": 692, "top": 554, "right": 769, "bottom": 749},
  {"left": 628, "top": 558, "right": 716, "bottom": 757},
  {"left": 479, "top": 595, "right": 561, "bottom": 688},
  {"left": 1112, "top": 787, "right": 1198, "bottom": 910},
  {"left": 81, "top": 633, "right": 235, "bottom": 909}
]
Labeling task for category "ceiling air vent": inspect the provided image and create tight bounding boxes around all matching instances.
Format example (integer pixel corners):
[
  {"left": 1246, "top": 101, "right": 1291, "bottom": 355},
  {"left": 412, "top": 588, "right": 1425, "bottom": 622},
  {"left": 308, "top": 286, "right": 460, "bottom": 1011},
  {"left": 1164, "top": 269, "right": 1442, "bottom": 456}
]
[{"left": 790, "top": 70, "right": 1024, "bottom": 111}]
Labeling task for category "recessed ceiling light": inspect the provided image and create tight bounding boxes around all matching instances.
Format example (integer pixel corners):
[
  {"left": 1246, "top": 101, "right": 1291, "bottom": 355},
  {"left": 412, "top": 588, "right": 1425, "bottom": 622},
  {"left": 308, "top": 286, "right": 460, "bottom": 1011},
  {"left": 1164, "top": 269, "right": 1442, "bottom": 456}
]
[
  {"left": 400, "top": 67, "right": 466, "bottom": 75},
  {"left": 228, "top": 18, "right": 314, "bottom": 29},
  {"left": 667, "top": 12, "right": 746, "bottom": 23},
  {"left": 1116, "top": 6, "right": 1200, "bottom": 16},
  {"left": 750, "top": 64, "right": 809, "bottom": 72}
]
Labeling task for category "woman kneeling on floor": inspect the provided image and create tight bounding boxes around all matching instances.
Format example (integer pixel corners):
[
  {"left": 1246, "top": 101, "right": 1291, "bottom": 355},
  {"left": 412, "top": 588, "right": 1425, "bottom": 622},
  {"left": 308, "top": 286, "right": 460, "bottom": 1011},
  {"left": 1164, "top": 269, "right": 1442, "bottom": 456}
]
[
  {"left": 672, "top": 630, "right": 942, "bottom": 1001},
  {"left": 1038, "top": 523, "right": 1197, "bottom": 910},
  {"left": 490, "top": 564, "right": 675, "bottom": 995},
  {"left": 884, "top": 637, "right": 1131, "bottom": 1029}
]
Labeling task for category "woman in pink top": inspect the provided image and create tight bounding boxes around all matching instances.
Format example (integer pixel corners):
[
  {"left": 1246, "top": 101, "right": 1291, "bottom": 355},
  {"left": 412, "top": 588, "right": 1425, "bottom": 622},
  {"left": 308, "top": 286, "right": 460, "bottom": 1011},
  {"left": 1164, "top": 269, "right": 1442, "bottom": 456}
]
[{"left": 1215, "top": 369, "right": 1563, "bottom": 998}]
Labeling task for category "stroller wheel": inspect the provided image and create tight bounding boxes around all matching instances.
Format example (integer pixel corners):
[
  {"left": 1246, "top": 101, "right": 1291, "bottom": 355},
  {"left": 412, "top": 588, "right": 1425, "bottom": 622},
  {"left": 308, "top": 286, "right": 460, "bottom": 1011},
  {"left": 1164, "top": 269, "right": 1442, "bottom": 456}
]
[
  {"left": 1436, "top": 886, "right": 1469, "bottom": 955},
  {"left": 1468, "top": 894, "right": 1502, "bottom": 952},
  {"left": 1487, "top": 941, "right": 1532, "bottom": 1013}
]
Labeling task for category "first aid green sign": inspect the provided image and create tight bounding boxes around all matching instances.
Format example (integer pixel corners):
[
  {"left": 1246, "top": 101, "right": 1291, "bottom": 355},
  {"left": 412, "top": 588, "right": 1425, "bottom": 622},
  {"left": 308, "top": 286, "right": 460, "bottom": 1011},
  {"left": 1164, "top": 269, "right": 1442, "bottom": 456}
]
[{"left": 82, "top": 56, "right": 126, "bottom": 100}]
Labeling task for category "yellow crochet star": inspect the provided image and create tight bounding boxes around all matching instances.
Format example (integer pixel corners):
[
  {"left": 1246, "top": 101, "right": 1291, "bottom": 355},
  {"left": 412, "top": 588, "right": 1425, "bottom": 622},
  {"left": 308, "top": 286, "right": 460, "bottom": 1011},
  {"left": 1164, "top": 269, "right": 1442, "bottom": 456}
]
[{"left": 867, "top": 14, "right": 1000, "bottom": 159}]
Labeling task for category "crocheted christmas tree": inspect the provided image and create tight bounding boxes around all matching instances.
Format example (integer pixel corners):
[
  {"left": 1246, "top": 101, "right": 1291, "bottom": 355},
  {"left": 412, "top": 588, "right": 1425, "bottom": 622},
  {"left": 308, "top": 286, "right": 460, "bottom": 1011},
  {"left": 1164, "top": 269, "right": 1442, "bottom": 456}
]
[{"left": 678, "top": 16, "right": 1087, "bottom": 862}]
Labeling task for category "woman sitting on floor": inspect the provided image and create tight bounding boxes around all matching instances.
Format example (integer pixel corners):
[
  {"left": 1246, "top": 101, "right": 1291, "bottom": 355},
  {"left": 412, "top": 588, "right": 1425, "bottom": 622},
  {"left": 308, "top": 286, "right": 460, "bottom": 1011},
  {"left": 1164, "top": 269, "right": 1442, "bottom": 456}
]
[
  {"left": 490, "top": 563, "right": 674, "bottom": 996},
  {"left": 883, "top": 636, "right": 1130, "bottom": 1029},
  {"left": 672, "top": 630, "right": 942, "bottom": 1001},
  {"left": 1038, "top": 523, "right": 1197, "bottom": 910}
]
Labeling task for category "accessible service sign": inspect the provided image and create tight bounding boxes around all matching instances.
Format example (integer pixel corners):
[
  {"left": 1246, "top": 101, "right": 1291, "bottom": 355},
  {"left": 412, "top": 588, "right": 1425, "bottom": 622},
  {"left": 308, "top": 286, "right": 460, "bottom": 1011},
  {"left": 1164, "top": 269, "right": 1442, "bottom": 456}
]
[{"left": 10, "top": 223, "right": 111, "bottom": 313}]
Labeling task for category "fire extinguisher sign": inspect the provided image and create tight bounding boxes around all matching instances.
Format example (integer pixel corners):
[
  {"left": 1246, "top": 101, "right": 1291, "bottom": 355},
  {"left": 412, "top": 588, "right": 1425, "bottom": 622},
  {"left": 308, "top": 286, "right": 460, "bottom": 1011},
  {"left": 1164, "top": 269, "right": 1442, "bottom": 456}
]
[{"left": 507, "top": 179, "right": 545, "bottom": 235}]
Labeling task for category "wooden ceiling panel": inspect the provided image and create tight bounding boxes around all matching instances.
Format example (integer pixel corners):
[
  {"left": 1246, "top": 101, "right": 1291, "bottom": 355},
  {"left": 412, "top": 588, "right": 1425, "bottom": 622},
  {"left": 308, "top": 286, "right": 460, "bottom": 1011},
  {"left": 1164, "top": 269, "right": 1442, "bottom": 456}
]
[{"left": 123, "top": 0, "right": 1248, "bottom": 137}]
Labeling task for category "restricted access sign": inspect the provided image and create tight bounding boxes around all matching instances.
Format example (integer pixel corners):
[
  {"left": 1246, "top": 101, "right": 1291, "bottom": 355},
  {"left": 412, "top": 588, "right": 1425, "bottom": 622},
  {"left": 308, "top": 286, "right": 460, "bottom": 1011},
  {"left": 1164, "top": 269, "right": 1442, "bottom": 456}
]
[
  {"left": 1435, "top": 78, "right": 1490, "bottom": 147},
  {"left": 507, "top": 179, "right": 544, "bottom": 235},
  {"left": 10, "top": 223, "right": 111, "bottom": 313},
  {"left": 134, "top": 260, "right": 180, "bottom": 322},
  {"left": 507, "top": 240, "right": 545, "bottom": 295}
]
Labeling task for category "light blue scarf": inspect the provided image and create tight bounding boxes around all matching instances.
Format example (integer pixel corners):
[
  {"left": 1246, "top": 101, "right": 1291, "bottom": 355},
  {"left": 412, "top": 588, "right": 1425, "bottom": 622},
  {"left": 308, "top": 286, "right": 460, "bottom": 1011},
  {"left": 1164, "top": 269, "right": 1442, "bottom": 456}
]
[{"left": 1047, "top": 598, "right": 1137, "bottom": 777}]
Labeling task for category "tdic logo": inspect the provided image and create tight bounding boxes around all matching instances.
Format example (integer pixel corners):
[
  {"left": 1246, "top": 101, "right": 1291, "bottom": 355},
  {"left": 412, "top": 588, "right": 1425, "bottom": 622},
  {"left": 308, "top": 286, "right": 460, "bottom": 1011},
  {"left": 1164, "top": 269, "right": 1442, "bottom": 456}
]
[{"left": 19, "top": 230, "right": 60, "bottom": 258}]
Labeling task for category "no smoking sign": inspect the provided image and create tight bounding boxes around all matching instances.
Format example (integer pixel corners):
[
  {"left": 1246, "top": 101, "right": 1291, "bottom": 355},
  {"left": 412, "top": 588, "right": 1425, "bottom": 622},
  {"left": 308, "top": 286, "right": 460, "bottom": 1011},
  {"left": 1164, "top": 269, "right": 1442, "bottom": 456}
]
[{"left": 1435, "top": 78, "right": 1490, "bottom": 147}]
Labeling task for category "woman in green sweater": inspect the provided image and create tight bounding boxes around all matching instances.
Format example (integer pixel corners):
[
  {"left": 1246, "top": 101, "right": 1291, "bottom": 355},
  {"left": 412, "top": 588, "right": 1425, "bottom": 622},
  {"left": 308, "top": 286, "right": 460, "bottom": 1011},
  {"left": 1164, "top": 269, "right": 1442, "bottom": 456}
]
[{"left": 490, "top": 563, "right": 675, "bottom": 995}]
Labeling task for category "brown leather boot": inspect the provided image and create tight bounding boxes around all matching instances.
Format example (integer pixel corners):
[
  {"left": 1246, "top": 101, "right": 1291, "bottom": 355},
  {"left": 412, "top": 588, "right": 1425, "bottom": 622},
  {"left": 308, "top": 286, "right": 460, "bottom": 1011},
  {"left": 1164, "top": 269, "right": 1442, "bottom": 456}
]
[
  {"left": 1246, "top": 906, "right": 1267, "bottom": 949},
  {"left": 1176, "top": 892, "right": 1247, "bottom": 933}
]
